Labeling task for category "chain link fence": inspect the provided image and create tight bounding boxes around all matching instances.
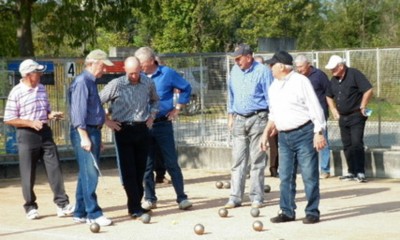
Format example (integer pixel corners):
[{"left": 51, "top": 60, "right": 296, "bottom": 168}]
[{"left": 1, "top": 48, "right": 400, "bottom": 153}]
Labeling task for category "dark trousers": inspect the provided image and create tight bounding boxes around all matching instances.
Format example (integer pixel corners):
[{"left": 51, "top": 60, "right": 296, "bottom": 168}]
[
  {"left": 268, "top": 134, "right": 279, "bottom": 174},
  {"left": 339, "top": 113, "right": 367, "bottom": 175},
  {"left": 17, "top": 125, "right": 69, "bottom": 212},
  {"left": 115, "top": 124, "right": 149, "bottom": 214},
  {"left": 154, "top": 144, "right": 167, "bottom": 180}
]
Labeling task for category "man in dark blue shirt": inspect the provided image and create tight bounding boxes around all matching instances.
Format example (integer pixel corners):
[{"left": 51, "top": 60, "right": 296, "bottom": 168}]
[
  {"left": 295, "top": 54, "right": 331, "bottom": 179},
  {"left": 69, "top": 49, "right": 114, "bottom": 226},
  {"left": 135, "top": 47, "right": 193, "bottom": 211},
  {"left": 325, "top": 55, "right": 373, "bottom": 183}
]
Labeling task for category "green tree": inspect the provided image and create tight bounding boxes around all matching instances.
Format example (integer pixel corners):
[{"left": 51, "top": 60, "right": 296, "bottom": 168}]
[{"left": 0, "top": 0, "right": 137, "bottom": 57}]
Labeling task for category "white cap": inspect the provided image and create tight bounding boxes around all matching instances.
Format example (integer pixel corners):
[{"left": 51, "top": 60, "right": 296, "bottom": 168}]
[
  {"left": 19, "top": 59, "right": 46, "bottom": 77},
  {"left": 325, "top": 55, "right": 345, "bottom": 70},
  {"left": 86, "top": 49, "right": 114, "bottom": 66}
]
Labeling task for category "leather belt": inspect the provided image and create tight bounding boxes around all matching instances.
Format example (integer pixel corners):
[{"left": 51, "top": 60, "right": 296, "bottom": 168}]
[
  {"left": 121, "top": 121, "right": 146, "bottom": 126},
  {"left": 236, "top": 109, "right": 269, "bottom": 118},
  {"left": 340, "top": 109, "right": 360, "bottom": 116},
  {"left": 154, "top": 116, "right": 169, "bottom": 123},
  {"left": 87, "top": 124, "right": 102, "bottom": 130},
  {"left": 280, "top": 120, "right": 312, "bottom": 133}
]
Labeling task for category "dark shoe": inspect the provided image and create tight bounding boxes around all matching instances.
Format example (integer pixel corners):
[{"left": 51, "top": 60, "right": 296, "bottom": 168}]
[
  {"left": 270, "top": 213, "right": 295, "bottom": 223},
  {"left": 339, "top": 173, "right": 355, "bottom": 181},
  {"left": 270, "top": 169, "right": 278, "bottom": 178},
  {"left": 131, "top": 208, "right": 151, "bottom": 219},
  {"left": 302, "top": 214, "right": 320, "bottom": 224}
]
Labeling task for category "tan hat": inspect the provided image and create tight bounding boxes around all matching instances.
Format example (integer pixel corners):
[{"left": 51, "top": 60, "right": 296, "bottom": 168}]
[
  {"left": 19, "top": 59, "right": 47, "bottom": 77},
  {"left": 325, "top": 55, "right": 345, "bottom": 70},
  {"left": 86, "top": 49, "right": 114, "bottom": 66}
]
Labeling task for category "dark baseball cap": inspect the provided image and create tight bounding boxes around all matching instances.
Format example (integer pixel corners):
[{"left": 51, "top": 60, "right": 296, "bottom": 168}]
[
  {"left": 265, "top": 51, "right": 293, "bottom": 66},
  {"left": 230, "top": 44, "right": 253, "bottom": 58}
]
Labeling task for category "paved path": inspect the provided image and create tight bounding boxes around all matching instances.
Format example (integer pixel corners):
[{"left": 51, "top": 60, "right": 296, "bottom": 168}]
[{"left": 0, "top": 169, "right": 399, "bottom": 240}]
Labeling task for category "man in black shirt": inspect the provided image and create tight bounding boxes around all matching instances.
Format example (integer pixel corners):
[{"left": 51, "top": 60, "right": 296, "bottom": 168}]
[{"left": 325, "top": 55, "right": 373, "bottom": 183}]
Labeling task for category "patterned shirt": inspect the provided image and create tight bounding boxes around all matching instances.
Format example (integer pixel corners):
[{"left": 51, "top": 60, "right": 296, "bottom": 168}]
[
  {"left": 4, "top": 81, "right": 50, "bottom": 123},
  {"left": 228, "top": 61, "right": 273, "bottom": 115},
  {"left": 69, "top": 70, "right": 105, "bottom": 129},
  {"left": 99, "top": 75, "right": 159, "bottom": 122}
]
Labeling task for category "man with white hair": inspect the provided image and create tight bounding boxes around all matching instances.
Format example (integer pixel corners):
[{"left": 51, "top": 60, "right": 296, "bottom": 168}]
[
  {"left": 325, "top": 55, "right": 373, "bottom": 183},
  {"left": 261, "top": 51, "right": 326, "bottom": 224},
  {"left": 69, "top": 49, "right": 114, "bottom": 226},
  {"left": 4, "top": 59, "right": 73, "bottom": 220},
  {"left": 294, "top": 54, "right": 331, "bottom": 179},
  {"left": 134, "top": 46, "right": 193, "bottom": 211}
]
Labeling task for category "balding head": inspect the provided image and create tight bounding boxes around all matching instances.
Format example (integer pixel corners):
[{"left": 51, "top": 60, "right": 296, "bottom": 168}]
[{"left": 124, "top": 56, "right": 141, "bottom": 84}]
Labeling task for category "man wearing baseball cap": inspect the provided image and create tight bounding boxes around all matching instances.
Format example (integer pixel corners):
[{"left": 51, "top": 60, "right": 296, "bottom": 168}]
[
  {"left": 225, "top": 44, "right": 273, "bottom": 210},
  {"left": 4, "top": 59, "right": 73, "bottom": 220},
  {"left": 261, "top": 51, "right": 326, "bottom": 224},
  {"left": 69, "top": 49, "right": 114, "bottom": 226},
  {"left": 325, "top": 55, "right": 373, "bottom": 183}
]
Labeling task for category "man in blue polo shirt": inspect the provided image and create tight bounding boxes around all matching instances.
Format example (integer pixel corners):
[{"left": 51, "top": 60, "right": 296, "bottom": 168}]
[
  {"left": 225, "top": 44, "right": 273, "bottom": 209},
  {"left": 135, "top": 47, "right": 193, "bottom": 211}
]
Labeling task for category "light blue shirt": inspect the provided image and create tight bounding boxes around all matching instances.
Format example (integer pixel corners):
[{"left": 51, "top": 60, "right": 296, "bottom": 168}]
[{"left": 228, "top": 61, "right": 273, "bottom": 115}]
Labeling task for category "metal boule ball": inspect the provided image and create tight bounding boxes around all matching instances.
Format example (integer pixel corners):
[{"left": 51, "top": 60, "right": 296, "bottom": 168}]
[
  {"left": 90, "top": 222, "right": 100, "bottom": 233},
  {"left": 223, "top": 181, "right": 231, "bottom": 189},
  {"left": 218, "top": 208, "right": 228, "bottom": 218},
  {"left": 250, "top": 208, "right": 260, "bottom": 217},
  {"left": 252, "top": 220, "right": 263, "bottom": 232},
  {"left": 215, "top": 181, "right": 223, "bottom": 189},
  {"left": 194, "top": 223, "right": 205, "bottom": 235},
  {"left": 141, "top": 213, "right": 151, "bottom": 224},
  {"left": 264, "top": 185, "right": 271, "bottom": 193}
]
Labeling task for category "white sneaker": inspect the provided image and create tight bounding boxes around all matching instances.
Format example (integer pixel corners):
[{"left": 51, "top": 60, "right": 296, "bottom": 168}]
[
  {"left": 178, "top": 199, "right": 193, "bottom": 210},
  {"left": 87, "top": 216, "right": 113, "bottom": 226},
  {"left": 73, "top": 217, "right": 87, "bottom": 223},
  {"left": 141, "top": 200, "right": 157, "bottom": 210},
  {"left": 57, "top": 203, "right": 74, "bottom": 217},
  {"left": 26, "top": 209, "right": 40, "bottom": 220},
  {"left": 251, "top": 201, "right": 264, "bottom": 208}
]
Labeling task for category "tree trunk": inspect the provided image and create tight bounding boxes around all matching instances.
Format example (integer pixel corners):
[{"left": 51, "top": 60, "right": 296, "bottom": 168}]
[{"left": 16, "top": 0, "right": 34, "bottom": 57}]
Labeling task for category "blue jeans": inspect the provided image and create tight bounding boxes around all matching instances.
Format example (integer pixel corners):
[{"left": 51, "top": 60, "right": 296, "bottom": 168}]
[
  {"left": 278, "top": 122, "right": 320, "bottom": 218},
  {"left": 339, "top": 112, "right": 367, "bottom": 175},
  {"left": 319, "top": 129, "right": 331, "bottom": 173},
  {"left": 70, "top": 126, "right": 103, "bottom": 219},
  {"left": 143, "top": 121, "right": 187, "bottom": 203},
  {"left": 230, "top": 112, "right": 267, "bottom": 204}
]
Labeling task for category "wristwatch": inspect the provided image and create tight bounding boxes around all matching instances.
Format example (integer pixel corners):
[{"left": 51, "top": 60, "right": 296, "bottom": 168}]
[
  {"left": 175, "top": 105, "right": 182, "bottom": 110},
  {"left": 317, "top": 130, "right": 323, "bottom": 135}
]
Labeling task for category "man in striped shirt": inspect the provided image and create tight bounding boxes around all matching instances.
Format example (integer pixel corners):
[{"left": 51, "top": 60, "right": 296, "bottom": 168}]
[
  {"left": 99, "top": 56, "right": 159, "bottom": 218},
  {"left": 4, "top": 59, "right": 73, "bottom": 220}
]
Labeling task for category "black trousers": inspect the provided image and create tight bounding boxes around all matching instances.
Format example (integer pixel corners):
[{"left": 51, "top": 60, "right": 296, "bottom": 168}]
[
  {"left": 17, "top": 125, "right": 69, "bottom": 212},
  {"left": 268, "top": 134, "right": 279, "bottom": 174},
  {"left": 114, "top": 123, "right": 150, "bottom": 214},
  {"left": 339, "top": 112, "right": 367, "bottom": 174}
]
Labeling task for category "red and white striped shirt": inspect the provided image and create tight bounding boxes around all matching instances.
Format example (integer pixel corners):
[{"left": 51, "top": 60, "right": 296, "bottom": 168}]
[{"left": 4, "top": 81, "right": 51, "bottom": 123}]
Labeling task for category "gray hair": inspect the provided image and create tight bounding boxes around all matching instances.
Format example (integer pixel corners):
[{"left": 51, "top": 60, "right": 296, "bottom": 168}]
[
  {"left": 134, "top": 47, "right": 156, "bottom": 63},
  {"left": 294, "top": 54, "right": 310, "bottom": 64}
]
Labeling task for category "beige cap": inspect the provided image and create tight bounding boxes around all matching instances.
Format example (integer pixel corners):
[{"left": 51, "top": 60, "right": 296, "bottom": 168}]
[
  {"left": 325, "top": 55, "right": 345, "bottom": 70},
  {"left": 86, "top": 49, "right": 114, "bottom": 66},
  {"left": 19, "top": 59, "right": 47, "bottom": 77}
]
